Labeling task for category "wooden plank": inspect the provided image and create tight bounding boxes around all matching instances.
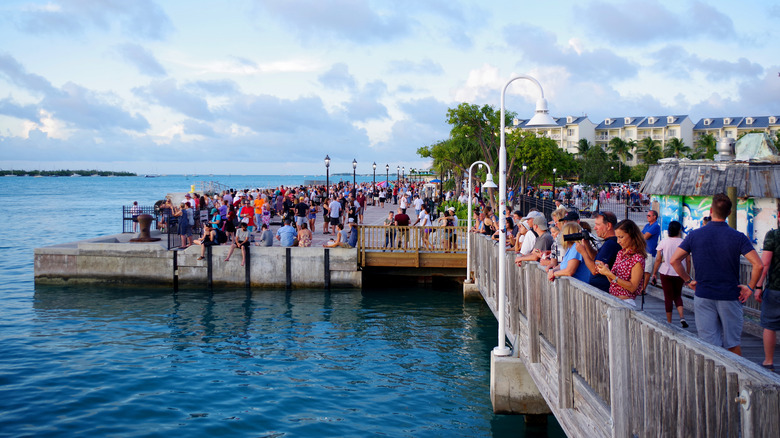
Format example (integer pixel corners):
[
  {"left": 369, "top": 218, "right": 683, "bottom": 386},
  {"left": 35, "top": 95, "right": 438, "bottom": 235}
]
[
  {"left": 527, "top": 266, "right": 540, "bottom": 363},
  {"left": 557, "top": 279, "right": 573, "bottom": 409},
  {"left": 726, "top": 372, "right": 740, "bottom": 438},
  {"left": 645, "top": 328, "right": 658, "bottom": 437},
  {"left": 607, "top": 306, "right": 630, "bottom": 438},
  {"left": 704, "top": 358, "right": 716, "bottom": 436},
  {"left": 694, "top": 354, "right": 706, "bottom": 438},
  {"left": 667, "top": 338, "right": 679, "bottom": 436},
  {"left": 713, "top": 365, "right": 728, "bottom": 438}
]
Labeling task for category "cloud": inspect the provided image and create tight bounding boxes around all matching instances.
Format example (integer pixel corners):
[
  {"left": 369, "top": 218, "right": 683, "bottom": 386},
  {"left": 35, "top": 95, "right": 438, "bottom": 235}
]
[
  {"left": 318, "top": 63, "right": 356, "bottom": 90},
  {"left": 253, "top": 0, "right": 410, "bottom": 43},
  {"left": 650, "top": 45, "right": 764, "bottom": 81},
  {"left": 387, "top": 58, "right": 444, "bottom": 75},
  {"left": 0, "top": 53, "right": 58, "bottom": 95},
  {"left": 0, "top": 97, "right": 40, "bottom": 123},
  {"left": 577, "top": 0, "right": 735, "bottom": 44},
  {"left": 15, "top": 0, "right": 174, "bottom": 40},
  {"left": 344, "top": 80, "right": 389, "bottom": 122},
  {"left": 502, "top": 24, "right": 637, "bottom": 81},
  {"left": 43, "top": 82, "right": 150, "bottom": 131},
  {"left": 182, "top": 119, "right": 219, "bottom": 138},
  {"left": 398, "top": 97, "right": 450, "bottom": 128},
  {"left": 191, "top": 80, "right": 240, "bottom": 96},
  {"left": 115, "top": 43, "right": 167, "bottom": 77},
  {"left": 133, "top": 79, "right": 214, "bottom": 121}
]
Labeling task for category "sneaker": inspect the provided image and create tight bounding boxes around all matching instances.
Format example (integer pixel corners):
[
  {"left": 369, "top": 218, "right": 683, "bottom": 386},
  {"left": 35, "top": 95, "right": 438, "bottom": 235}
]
[{"left": 680, "top": 319, "right": 689, "bottom": 328}]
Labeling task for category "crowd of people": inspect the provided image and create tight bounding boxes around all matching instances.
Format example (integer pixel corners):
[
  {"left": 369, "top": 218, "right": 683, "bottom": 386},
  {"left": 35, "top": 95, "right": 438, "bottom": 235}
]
[{"left": 501, "top": 191, "right": 780, "bottom": 368}]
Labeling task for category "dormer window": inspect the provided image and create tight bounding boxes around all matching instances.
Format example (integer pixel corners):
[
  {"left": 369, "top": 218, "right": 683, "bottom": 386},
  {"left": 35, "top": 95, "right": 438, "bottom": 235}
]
[
  {"left": 567, "top": 116, "right": 573, "bottom": 123},
  {"left": 704, "top": 118, "right": 711, "bottom": 126},
  {"left": 746, "top": 117, "right": 753, "bottom": 125},
  {"left": 770, "top": 116, "right": 777, "bottom": 124},
  {"left": 667, "top": 116, "right": 674, "bottom": 123},
  {"left": 624, "top": 117, "right": 631, "bottom": 124},
  {"left": 605, "top": 118, "right": 612, "bottom": 125},
  {"left": 724, "top": 117, "right": 731, "bottom": 124},
  {"left": 648, "top": 117, "right": 656, "bottom": 124}
]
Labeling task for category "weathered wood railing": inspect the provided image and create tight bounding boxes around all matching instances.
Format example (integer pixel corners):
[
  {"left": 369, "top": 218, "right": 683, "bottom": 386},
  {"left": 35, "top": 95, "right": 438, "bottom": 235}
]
[
  {"left": 471, "top": 232, "right": 780, "bottom": 437},
  {"left": 357, "top": 225, "right": 467, "bottom": 268}
]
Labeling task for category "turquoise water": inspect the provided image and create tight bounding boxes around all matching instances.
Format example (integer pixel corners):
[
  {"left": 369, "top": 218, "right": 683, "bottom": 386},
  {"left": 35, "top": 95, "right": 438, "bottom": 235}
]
[{"left": 0, "top": 176, "right": 564, "bottom": 437}]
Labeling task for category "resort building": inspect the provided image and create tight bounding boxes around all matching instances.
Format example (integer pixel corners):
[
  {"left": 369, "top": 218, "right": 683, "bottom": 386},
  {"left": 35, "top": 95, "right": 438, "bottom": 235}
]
[{"left": 511, "top": 114, "right": 779, "bottom": 166}]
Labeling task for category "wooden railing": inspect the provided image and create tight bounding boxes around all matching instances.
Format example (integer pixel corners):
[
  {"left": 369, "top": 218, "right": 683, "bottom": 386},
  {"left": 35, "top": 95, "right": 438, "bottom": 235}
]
[
  {"left": 357, "top": 225, "right": 467, "bottom": 268},
  {"left": 470, "top": 233, "right": 780, "bottom": 437}
]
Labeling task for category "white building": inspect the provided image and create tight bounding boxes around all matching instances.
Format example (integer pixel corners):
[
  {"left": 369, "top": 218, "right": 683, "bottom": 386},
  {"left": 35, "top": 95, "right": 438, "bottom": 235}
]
[{"left": 511, "top": 116, "right": 596, "bottom": 156}]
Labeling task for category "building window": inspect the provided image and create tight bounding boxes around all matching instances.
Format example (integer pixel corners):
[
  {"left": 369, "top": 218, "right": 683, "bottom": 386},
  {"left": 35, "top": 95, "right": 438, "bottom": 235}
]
[
  {"left": 567, "top": 128, "right": 575, "bottom": 136},
  {"left": 668, "top": 129, "right": 676, "bottom": 137}
]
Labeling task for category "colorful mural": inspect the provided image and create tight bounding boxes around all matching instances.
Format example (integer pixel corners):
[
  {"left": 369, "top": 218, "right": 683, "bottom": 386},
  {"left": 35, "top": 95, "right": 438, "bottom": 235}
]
[{"left": 649, "top": 194, "right": 777, "bottom": 251}]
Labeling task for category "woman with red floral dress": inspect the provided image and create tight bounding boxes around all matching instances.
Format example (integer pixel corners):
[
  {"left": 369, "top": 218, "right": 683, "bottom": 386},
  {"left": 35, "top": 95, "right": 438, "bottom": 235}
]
[{"left": 596, "top": 219, "right": 647, "bottom": 308}]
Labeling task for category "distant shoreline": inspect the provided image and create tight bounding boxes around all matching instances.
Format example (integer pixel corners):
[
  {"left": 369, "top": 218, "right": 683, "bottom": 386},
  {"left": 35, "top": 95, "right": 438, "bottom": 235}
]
[{"left": 1, "top": 170, "right": 136, "bottom": 177}]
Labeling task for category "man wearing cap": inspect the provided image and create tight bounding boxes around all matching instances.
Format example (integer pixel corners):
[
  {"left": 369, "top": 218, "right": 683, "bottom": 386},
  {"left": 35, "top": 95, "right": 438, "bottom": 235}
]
[
  {"left": 576, "top": 210, "right": 621, "bottom": 292},
  {"left": 515, "top": 213, "right": 539, "bottom": 256},
  {"left": 345, "top": 218, "right": 359, "bottom": 248},
  {"left": 562, "top": 210, "right": 580, "bottom": 223},
  {"left": 447, "top": 206, "right": 458, "bottom": 227},
  {"left": 515, "top": 215, "right": 554, "bottom": 265}
]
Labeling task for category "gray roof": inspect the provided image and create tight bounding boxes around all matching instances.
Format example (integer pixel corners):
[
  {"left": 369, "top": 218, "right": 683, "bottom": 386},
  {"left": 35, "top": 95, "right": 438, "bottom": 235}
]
[{"left": 640, "top": 161, "right": 780, "bottom": 198}]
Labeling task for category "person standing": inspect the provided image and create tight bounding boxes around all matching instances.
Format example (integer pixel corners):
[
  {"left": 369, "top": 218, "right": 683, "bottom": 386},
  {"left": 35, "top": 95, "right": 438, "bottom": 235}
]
[
  {"left": 595, "top": 219, "right": 647, "bottom": 308},
  {"left": 328, "top": 195, "right": 342, "bottom": 232},
  {"left": 394, "top": 207, "right": 410, "bottom": 249},
  {"left": 650, "top": 221, "right": 690, "bottom": 327},
  {"left": 754, "top": 217, "right": 780, "bottom": 371},
  {"left": 641, "top": 210, "right": 661, "bottom": 293},
  {"left": 670, "top": 193, "right": 763, "bottom": 355}
]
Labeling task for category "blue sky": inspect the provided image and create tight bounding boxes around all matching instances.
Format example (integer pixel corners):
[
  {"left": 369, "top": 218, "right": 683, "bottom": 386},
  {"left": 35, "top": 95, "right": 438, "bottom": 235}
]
[{"left": 0, "top": 0, "right": 778, "bottom": 175}]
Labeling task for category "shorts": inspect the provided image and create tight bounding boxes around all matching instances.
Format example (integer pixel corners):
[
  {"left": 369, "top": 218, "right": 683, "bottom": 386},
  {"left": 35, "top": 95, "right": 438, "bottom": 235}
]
[
  {"left": 295, "top": 216, "right": 306, "bottom": 226},
  {"left": 644, "top": 254, "right": 656, "bottom": 273},
  {"left": 760, "top": 288, "right": 780, "bottom": 331},
  {"left": 694, "top": 297, "right": 743, "bottom": 349},
  {"left": 329, "top": 217, "right": 340, "bottom": 226}
]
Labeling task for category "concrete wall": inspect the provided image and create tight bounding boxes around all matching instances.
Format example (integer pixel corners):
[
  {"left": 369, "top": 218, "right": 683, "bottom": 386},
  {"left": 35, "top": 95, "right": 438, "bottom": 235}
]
[{"left": 35, "top": 236, "right": 361, "bottom": 288}]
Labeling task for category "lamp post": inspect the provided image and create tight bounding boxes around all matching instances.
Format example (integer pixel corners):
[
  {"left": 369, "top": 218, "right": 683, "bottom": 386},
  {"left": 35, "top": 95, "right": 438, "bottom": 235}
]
[
  {"left": 325, "top": 154, "right": 331, "bottom": 193},
  {"left": 466, "top": 161, "right": 496, "bottom": 283},
  {"left": 553, "top": 167, "right": 557, "bottom": 196},
  {"left": 402, "top": 166, "right": 405, "bottom": 182},
  {"left": 385, "top": 164, "right": 389, "bottom": 187},
  {"left": 396, "top": 165, "right": 400, "bottom": 184},
  {"left": 495, "top": 75, "right": 557, "bottom": 356},
  {"left": 352, "top": 159, "right": 357, "bottom": 190}
]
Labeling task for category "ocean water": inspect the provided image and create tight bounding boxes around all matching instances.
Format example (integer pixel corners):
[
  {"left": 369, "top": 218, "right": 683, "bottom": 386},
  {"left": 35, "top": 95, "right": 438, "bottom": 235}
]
[{"left": 0, "top": 175, "right": 564, "bottom": 437}]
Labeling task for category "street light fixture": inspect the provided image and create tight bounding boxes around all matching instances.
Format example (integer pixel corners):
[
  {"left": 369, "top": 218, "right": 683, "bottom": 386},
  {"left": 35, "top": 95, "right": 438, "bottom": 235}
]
[
  {"left": 325, "top": 154, "right": 331, "bottom": 192},
  {"left": 553, "top": 167, "right": 557, "bottom": 194},
  {"left": 352, "top": 159, "right": 357, "bottom": 188},
  {"left": 495, "top": 75, "right": 557, "bottom": 357},
  {"left": 402, "top": 166, "right": 405, "bottom": 182},
  {"left": 385, "top": 164, "right": 389, "bottom": 187},
  {"left": 466, "top": 161, "right": 497, "bottom": 283}
]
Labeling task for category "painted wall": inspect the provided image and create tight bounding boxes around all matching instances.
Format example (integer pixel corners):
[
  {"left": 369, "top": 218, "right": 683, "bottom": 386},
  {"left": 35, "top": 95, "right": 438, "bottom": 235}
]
[{"left": 650, "top": 194, "right": 778, "bottom": 250}]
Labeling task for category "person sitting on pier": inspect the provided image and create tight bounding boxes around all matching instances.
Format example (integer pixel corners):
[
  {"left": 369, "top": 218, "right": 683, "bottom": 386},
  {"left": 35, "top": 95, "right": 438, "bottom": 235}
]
[
  {"left": 576, "top": 211, "right": 620, "bottom": 293},
  {"left": 323, "top": 223, "right": 347, "bottom": 248},
  {"left": 194, "top": 223, "right": 218, "bottom": 260},
  {"left": 225, "top": 222, "right": 250, "bottom": 265},
  {"left": 595, "top": 219, "right": 647, "bottom": 308},
  {"left": 297, "top": 222, "right": 313, "bottom": 247},
  {"left": 256, "top": 223, "right": 274, "bottom": 247},
  {"left": 276, "top": 219, "right": 298, "bottom": 247},
  {"left": 548, "top": 222, "right": 592, "bottom": 284}
]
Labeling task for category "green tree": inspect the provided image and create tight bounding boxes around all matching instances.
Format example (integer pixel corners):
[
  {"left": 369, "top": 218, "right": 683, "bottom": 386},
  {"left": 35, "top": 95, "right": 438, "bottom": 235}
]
[
  {"left": 636, "top": 137, "right": 662, "bottom": 164},
  {"left": 579, "top": 146, "right": 612, "bottom": 186},
  {"left": 608, "top": 137, "right": 633, "bottom": 181},
  {"left": 664, "top": 137, "right": 691, "bottom": 158},
  {"left": 577, "top": 138, "right": 591, "bottom": 156},
  {"left": 694, "top": 133, "right": 717, "bottom": 159},
  {"left": 775, "top": 131, "right": 780, "bottom": 148},
  {"left": 630, "top": 164, "right": 649, "bottom": 182}
]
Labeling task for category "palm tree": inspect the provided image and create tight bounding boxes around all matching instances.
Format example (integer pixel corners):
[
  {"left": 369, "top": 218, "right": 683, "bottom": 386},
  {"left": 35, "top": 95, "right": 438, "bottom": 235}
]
[
  {"left": 664, "top": 137, "right": 691, "bottom": 158},
  {"left": 608, "top": 137, "right": 634, "bottom": 180},
  {"left": 694, "top": 133, "right": 717, "bottom": 159},
  {"left": 637, "top": 137, "right": 662, "bottom": 164},
  {"left": 577, "top": 138, "right": 591, "bottom": 156}
]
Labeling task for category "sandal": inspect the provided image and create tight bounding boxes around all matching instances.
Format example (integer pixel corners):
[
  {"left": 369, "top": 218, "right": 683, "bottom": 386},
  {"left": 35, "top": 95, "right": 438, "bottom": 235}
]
[
  {"left": 197, "top": 256, "right": 204, "bottom": 260},
  {"left": 762, "top": 364, "right": 775, "bottom": 372}
]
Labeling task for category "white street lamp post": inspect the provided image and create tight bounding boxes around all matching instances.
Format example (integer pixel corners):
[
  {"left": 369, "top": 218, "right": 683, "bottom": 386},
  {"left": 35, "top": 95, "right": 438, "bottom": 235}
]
[
  {"left": 466, "top": 161, "right": 496, "bottom": 284},
  {"left": 495, "top": 75, "right": 557, "bottom": 357}
]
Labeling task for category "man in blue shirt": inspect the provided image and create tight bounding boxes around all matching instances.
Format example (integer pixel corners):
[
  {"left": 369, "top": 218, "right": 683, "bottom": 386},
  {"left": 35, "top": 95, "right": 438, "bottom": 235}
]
[
  {"left": 671, "top": 193, "right": 762, "bottom": 356},
  {"left": 642, "top": 210, "right": 661, "bottom": 293},
  {"left": 346, "top": 218, "right": 358, "bottom": 248},
  {"left": 275, "top": 219, "right": 298, "bottom": 247},
  {"left": 576, "top": 211, "right": 621, "bottom": 292}
]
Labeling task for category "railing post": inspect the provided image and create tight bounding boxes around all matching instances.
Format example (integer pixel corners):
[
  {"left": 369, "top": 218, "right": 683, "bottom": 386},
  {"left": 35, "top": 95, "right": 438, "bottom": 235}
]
[
  {"left": 607, "top": 306, "right": 630, "bottom": 438},
  {"left": 557, "top": 278, "right": 573, "bottom": 408}
]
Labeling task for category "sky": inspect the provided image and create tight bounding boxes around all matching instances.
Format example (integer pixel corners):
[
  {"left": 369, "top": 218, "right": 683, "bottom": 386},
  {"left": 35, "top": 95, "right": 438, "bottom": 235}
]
[{"left": 0, "top": 0, "right": 778, "bottom": 175}]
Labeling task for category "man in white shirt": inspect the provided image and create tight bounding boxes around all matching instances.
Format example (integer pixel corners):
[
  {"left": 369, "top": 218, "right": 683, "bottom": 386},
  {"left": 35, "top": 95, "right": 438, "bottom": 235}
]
[
  {"left": 412, "top": 195, "right": 424, "bottom": 218},
  {"left": 328, "top": 196, "right": 342, "bottom": 230}
]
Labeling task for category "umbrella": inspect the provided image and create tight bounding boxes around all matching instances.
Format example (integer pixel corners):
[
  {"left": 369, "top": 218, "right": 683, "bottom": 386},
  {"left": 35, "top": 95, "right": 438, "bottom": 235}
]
[
  {"left": 430, "top": 179, "right": 441, "bottom": 183},
  {"left": 376, "top": 181, "right": 394, "bottom": 188}
]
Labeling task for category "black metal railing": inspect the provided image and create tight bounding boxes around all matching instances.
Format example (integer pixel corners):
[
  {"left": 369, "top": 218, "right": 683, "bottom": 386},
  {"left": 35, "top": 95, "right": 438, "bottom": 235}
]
[{"left": 122, "top": 205, "right": 158, "bottom": 233}]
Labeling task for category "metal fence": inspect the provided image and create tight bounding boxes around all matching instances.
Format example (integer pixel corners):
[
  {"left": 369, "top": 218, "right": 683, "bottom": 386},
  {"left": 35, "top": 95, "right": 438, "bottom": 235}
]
[
  {"left": 513, "top": 195, "right": 651, "bottom": 223},
  {"left": 122, "top": 205, "right": 158, "bottom": 233}
]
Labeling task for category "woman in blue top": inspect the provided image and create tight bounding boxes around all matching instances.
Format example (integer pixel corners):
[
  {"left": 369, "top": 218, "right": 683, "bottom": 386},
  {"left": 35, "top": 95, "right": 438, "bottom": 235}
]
[{"left": 547, "top": 222, "right": 592, "bottom": 284}]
